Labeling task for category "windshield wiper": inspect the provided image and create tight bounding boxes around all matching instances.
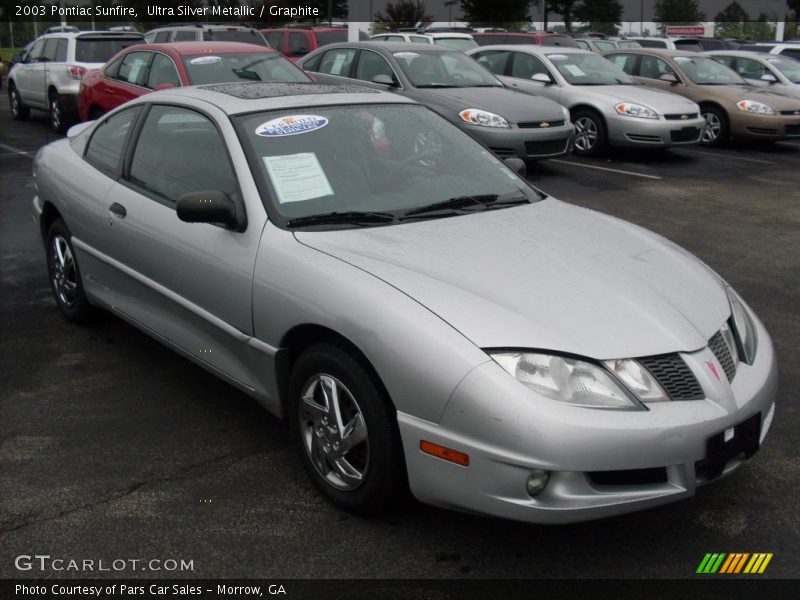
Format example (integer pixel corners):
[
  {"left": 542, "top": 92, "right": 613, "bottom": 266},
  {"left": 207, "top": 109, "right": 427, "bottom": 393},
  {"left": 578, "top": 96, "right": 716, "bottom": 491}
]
[
  {"left": 401, "top": 193, "right": 530, "bottom": 218},
  {"left": 287, "top": 211, "right": 396, "bottom": 228}
]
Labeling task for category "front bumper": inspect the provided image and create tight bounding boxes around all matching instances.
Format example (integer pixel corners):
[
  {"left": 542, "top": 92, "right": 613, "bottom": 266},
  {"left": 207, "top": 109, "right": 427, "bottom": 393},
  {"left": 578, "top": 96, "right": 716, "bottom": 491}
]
[
  {"left": 730, "top": 111, "right": 800, "bottom": 140},
  {"left": 398, "top": 318, "right": 777, "bottom": 524},
  {"left": 607, "top": 113, "right": 706, "bottom": 148},
  {"left": 466, "top": 122, "right": 576, "bottom": 161}
]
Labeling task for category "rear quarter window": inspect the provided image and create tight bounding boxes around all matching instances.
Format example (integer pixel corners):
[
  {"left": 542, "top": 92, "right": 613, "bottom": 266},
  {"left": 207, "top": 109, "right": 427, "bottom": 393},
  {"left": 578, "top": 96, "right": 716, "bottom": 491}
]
[{"left": 75, "top": 38, "right": 143, "bottom": 63}]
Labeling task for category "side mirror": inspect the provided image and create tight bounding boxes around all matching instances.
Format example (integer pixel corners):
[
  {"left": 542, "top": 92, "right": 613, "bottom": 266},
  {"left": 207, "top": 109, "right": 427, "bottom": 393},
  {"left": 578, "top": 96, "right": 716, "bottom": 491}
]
[
  {"left": 503, "top": 157, "right": 526, "bottom": 178},
  {"left": 760, "top": 73, "right": 777, "bottom": 83},
  {"left": 531, "top": 72, "right": 552, "bottom": 84},
  {"left": 371, "top": 73, "right": 398, "bottom": 87},
  {"left": 176, "top": 191, "right": 241, "bottom": 230},
  {"left": 659, "top": 73, "right": 678, "bottom": 84},
  {"left": 154, "top": 83, "right": 176, "bottom": 91}
]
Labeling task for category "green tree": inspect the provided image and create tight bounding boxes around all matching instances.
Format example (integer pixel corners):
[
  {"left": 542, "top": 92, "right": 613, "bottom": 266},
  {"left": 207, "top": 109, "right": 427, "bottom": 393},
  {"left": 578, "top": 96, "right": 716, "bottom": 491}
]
[
  {"left": 460, "top": 0, "right": 532, "bottom": 27},
  {"left": 714, "top": 1, "right": 749, "bottom": 38},
  {"left": 743, "top": 14, "right": 776, "bottom": 41},
  {"left": 653, "top": 0, "right": 705, "bottom": 33},
  {"left": 574, "top": 0, "right": 623, "bottom": 35},
  {"left": 546, "top": 1, "right": 578, "bottom": 32},
  {"left": 374, "top": 1, "right": 432, "bottom": 29}
]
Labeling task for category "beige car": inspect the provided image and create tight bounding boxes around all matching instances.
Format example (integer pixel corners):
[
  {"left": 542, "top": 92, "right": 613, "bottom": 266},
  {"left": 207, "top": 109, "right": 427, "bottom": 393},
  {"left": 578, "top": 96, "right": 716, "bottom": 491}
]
[{"left": 605, "top": 48, "right": 800, "bottom": 145}]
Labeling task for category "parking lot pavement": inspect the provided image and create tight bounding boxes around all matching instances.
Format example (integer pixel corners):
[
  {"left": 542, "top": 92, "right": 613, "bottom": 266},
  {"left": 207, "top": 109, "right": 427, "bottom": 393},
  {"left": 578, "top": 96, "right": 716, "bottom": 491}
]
[{"left": 1, "top": 105, "right": 799, "bottom": 579}]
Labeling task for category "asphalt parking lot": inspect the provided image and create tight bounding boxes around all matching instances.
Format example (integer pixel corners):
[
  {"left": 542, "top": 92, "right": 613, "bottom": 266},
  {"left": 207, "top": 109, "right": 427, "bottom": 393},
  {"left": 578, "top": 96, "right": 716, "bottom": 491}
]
[{"left": 1, "top": 103, "right": 799, "bottom": 580}]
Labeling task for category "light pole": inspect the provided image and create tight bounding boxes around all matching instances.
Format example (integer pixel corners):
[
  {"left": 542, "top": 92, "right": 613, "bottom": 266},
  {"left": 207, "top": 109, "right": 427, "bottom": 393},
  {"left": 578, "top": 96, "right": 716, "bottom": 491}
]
[
  {"left": 445, "top": 0, "right": 458, "bottom": 28},
  {"left": 640, "top": 0, "right": 644, "bottom": 36}
]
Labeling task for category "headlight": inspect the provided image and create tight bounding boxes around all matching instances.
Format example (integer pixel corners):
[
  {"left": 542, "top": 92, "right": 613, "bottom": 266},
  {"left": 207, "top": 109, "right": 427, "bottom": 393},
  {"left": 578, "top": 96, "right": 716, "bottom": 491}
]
[
  {"left": 736, "top": 100, "right": 775, "bottom": 115},
  {"left": 561, "top": 106, "right": 571, "bottom": 123},
  {"left": 614, "top": 102, "right": 658, "bottom": 119},
  {"left": 725, "top": 286, "right": 757, "bottom": 364},
  {"left": 490, "top": 352, "right": 644, "bottom": 410},
  {"left": 458, "top": 108, "right": 510, "bottom": 128}
]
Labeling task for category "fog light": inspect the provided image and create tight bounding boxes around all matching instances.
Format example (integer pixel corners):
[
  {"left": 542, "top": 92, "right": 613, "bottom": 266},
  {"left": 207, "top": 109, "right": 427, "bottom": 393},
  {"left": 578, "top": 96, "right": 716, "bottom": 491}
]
[{"left": 526, "top": 469, "right": 550, "bottom": 497}]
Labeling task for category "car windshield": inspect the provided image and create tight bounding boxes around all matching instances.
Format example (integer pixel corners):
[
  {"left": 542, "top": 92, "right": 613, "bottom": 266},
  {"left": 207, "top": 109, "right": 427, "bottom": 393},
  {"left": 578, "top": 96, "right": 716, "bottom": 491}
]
[
  {"left": 674, "top": 56, "right": 747, "bottom": 84},
  {"left": 183, "top": 53, "right": 310, "bottom": 85},
  {"left": 203, "top": 29, "right": 268, "bottom": 46},
  {"left": 546, "top": 52, "right": 634, "bottom": 85},
  {"left": 236, "top": 104, "right": 538, "bottom": 228},
  {"left": 393, "top": 50, "right": 501, "bottom": 87},
  {"left": 75, "top": 37, "right": 142, "bottom": 63},
  {"left": 433, "top": 37, "right": 479, "bottom": 51},
  {"left": 767, "top": 56, "right": 800, "bottom": 83}
]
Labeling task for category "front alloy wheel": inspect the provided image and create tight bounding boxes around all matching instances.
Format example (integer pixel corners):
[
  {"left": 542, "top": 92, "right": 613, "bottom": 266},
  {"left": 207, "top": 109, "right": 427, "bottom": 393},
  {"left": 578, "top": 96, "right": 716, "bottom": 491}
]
[
  {"left": 46, "top": 219, "right": 92, "bottom": 322},
  {"left": 571, "top": 109, "right": 608, "bottom": 156},
  {"left": 700, "top": 107, "right": 728, "bottom": 146},
  {"left": 9, "top": 85, "right": 30, "bottom": 120}
]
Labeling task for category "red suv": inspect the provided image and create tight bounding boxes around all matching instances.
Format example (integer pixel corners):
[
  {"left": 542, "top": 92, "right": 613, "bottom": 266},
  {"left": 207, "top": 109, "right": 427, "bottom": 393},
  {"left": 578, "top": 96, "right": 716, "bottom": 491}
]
[
  {"left": 78, "top": 42, "right": 311, "bottom": 121},
  {"left": 472, "top": 32, "right": 579, "bottom": 47},
  {"left": 260, "top": 27, "right": 349, "bottom": 62}
]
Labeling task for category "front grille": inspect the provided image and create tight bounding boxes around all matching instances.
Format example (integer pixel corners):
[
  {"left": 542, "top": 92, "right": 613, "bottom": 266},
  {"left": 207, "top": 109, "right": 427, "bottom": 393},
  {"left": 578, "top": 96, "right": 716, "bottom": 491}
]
[
  {"left": 786, "top": 124, "right": 800, "bottom": 136},
  {"left": 588, "top": 467, "right": 668, "bottom": 487},
  {"left": 489, "top": 147, "right": 516, "bottom": 158},
  {"left": 524, "top": 139, "right": 568, "bottom": 156},
  {"left": 626, "top": 133, "right": 662, "bottom": 143},
  {"left": 670, "top": 127, "right": 702, "bottom": 142},
  {"left": 708, "top": 330, "right": 737, "bottom": 382},
  {"left": 664, "top": 112, "right": 699, "bottom": 120},
  {"left": 517, "top": 119, "right": 566, "bottom": 129},
  {"left": 639, "top": 353, "right": 704, "bottom": 400}
]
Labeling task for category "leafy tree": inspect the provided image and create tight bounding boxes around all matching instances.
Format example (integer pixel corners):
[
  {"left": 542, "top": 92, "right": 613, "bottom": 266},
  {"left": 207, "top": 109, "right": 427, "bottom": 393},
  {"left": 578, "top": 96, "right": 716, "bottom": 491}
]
[
  {"left": 574, "top": 0, "right": 623, "bottom": 35},
  {"left": 744, "top": 13, "right": 776, "bottom": 41},
  {"left": 714, "top": 1, "right": 749, "bottom": 38},
  {"left": 460, "top": 0, "right": 532, "bottom": 28},
  {"left": 653, "top": 0, "right": 705, "bottom": 33},
  {"left": 546, "top": 1, "right": 578, "bottom": 32},
  {"left": 374, "top": 1, "right": 432, "bottom": 29}
]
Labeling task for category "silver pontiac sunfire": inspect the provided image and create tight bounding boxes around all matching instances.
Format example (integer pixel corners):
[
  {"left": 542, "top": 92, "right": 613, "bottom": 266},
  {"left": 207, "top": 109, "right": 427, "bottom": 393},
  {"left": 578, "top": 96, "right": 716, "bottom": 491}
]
[{"left": 33, "top": 82, "right": 777, "bottom": 524}]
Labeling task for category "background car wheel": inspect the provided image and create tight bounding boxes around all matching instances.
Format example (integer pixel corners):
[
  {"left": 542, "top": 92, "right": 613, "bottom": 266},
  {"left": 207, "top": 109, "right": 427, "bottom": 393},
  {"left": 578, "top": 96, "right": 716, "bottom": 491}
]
[
  {"left": 700, "top": 106, "right": 728, "bottom": 146},
  {"left": 572, "top": 109, "right": 608, "bottom": 156},
  {"left": 49, "top": 91, "right": 67, "bottom": 134},
  {"left": 9, "top": 84, "right": 30, "bottom": 120},
  {"left": 288, "top": 341, "right": 407, "bottom": 515},
  {"left": 46, "top": 219, "right": 92, "bottom": 323}
]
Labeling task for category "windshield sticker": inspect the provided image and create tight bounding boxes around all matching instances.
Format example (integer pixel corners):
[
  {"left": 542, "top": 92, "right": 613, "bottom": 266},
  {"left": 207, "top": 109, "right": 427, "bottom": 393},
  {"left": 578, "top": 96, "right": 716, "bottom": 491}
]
[
  {"left": 189, "top": 55, "right": 222, "bottom": 65},
  {"left": 548, "top": 54, "right": 568, "bottom": 60},
  {"left": 255, "top": 115, "right": 328, "bottom": 137},
  {"left": 564, "top": 64, "right": 586, "bottom": 77},
  {"left": 263, "top": 153, "right": 334, "bottom": 204},
  {"left": 393, "top": 52, "right": 419, "bottom": 59},
  {"left": 330, "top": 53, "right": 348, "bottom": 75}
]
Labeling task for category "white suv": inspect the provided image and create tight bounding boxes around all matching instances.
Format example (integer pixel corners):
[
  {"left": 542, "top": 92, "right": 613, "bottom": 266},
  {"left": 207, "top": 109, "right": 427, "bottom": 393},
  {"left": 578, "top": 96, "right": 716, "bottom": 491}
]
[
  {"left": 144, "top": 24, "right": 268, "bottom": 46},
  {"left": 8, "top": 30, "right": 143, "bottom": 132}
]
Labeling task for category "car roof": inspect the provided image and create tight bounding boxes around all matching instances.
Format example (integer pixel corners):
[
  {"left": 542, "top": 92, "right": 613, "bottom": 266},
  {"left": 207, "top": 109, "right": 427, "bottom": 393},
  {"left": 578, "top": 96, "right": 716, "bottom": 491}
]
[
  {"left": 470, "top": 45, "right": 589, "bottom": 55},
  {"left": 314, "top": 41, "right": 456, "bottom": 53},
  {"left": 261, "top": 26, "right": 345, "bottom": 32},
  {"left": 604, "top": 48, "right": 700, "bottom": 58},
  {"left": 142, "top": 82, "right": 416, "bottom": 116},
  {"left": 138, "top": 41, "right": 277, "bottom": 55},
  {"left": 148, "top": 24, "right": 257, "bottom": 31},
  {"left": 427, "top": 32, "right": 474, "bottom": 39},
  {"left": 41, "top": 31, "right": 143, "bottom": 40},
  {"left": 703, "top": 50, "right": 777, "bottom": 59}
]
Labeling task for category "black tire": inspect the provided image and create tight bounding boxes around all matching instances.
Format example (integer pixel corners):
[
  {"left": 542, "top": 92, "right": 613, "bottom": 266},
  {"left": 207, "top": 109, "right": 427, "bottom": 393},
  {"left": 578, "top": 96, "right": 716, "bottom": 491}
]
[
  {"left": 288, "top": 341, "right": 406, "bottom": 515},
  {"left": 572, "top": 108, "right": 608, "bottom": 156},
  {"left": 49, "top": 90, "right": 67, "bottom": 134},
  {"left": 9, "top": 83, "right": 30, "bottom": 120},
  {"left": 45, "top": 219, "right": 92, "bottom": 323},
  {"left": 700, "top": 105, "right": 729, "bottom": 147}
]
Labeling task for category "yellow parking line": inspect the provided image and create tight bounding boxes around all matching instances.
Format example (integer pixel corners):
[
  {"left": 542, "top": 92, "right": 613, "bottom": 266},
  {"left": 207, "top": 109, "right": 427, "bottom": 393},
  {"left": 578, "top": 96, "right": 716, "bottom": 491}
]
[{"left": 549, "top": 159, "right": 662, "bottom": 180}]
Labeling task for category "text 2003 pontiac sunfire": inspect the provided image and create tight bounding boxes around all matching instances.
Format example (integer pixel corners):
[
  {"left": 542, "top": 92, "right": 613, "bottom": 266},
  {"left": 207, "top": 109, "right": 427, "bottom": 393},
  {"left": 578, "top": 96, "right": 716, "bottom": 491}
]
[{"left": 32, "top": 82, "right": 777, "bottom": 523}]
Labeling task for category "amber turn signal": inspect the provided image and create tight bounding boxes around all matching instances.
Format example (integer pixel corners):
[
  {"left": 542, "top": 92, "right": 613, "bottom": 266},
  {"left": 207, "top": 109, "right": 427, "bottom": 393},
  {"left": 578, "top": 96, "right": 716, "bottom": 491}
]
[{"left": 420, "top": 440, "right": 470, "bottom": 467}]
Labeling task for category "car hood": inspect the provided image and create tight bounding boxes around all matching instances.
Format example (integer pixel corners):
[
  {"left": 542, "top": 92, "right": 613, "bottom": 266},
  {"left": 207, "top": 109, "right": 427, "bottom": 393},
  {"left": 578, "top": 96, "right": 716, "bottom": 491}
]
[
  {"left": 295, "top": 199, "right": 730, "bottom": 360},
  {"left": 571, "top": 84, "right": 700, "bottom": 113},
  {"left": 696, "top": 83, "right": 800, "bottom": 108},
  {"left": 424, "top": 86, "right": 566, "bottom": 122}
]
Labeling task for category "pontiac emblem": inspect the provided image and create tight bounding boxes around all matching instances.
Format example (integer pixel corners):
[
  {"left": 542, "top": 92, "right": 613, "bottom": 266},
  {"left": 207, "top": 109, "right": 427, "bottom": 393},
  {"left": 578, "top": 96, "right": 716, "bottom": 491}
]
[
  {"left": 681, "top": 114, "right": 689, "bottom": 119},
  {"left": 706, "top": 361, "right": 721, "bottom": 381},
  {"left": 540, "top": 122, "right": 550, "bottom": 128}
]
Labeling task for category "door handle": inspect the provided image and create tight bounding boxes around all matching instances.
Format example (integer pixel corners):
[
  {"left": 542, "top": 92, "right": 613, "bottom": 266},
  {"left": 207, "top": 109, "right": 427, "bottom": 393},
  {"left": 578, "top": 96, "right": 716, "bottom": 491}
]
[{"left": 109, "top": 202, "right": 127, "bottom": 218}]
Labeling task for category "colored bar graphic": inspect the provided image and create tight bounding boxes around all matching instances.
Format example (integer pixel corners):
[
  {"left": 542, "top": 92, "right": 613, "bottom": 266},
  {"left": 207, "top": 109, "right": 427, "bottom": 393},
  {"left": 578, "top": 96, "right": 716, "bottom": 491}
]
[
  {"left": 758, "top": 554, "right": 773, "bottom": 573},
  {"left": 710, "top": 553, "right": 726, "bottom": 573},
  {"left": 703, "top": 552, "right": 772, "bottom": 575},
  {"left": 697, "top": 553, "right": 728, "bottom": 573},
  {"left": 697, "top": 553, "right": 714, "bottom": 574},
  {"left": 733, "top": 553, "right": 750, "bottom": 573}
]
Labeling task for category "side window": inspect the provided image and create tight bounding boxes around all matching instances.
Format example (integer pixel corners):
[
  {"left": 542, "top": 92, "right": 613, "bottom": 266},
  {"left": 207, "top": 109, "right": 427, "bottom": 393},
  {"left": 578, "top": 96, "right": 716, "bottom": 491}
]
[
  {"left": 355, "top": 50, "right": 394, "bottom": 82},
  {"left": 385, "top": 35, "right": 404, "bottom": 41},
  {"left": 734, "top": 57, "right": 767, "bottom": 79},
  {"left": 288, "top": 32, "right": 309, "bottom": 56},
  {"left": 474, "top": 50, "right": 511, "bottom": 75},
  {"left": 264, "top": 31, "right": 284, "bottom": 49},
  {"left": 27, "top": 39, "right": 46, "bottom": 61},
  {"left": 129, "top": 106, "right": 237, "bottom": 204},
  {"left": 639, "top": 55, "right": 678, "bottom": 80},
  {"left": 116, "top": 52, "right": 152, "bottom": 86},
  {"left": 147, "top": 54, "right": 181, "bottom": 88},
  {"left": 608, "top": 53, "right": 638, "bottom": 75},
  {"left": 154, "top": 31, "right": 171, "bottom": 43},
  {"left": 105, "top": 57, "right": 123, "bottom": 78},
  {"left": 55, "top": 39, "right": 68, "bottom": 62},
  {"left": 43, "top": 38, "right": 60, "bottom": 62},
  {"left": 711, "top": 55, "right": 735, "bottom": 68},
  {"left": 411, "top": 36, "right": 430, "bottom": 44},
  {"left": 510, "top": 52, "right": 552, "bottom": 79},
  {"left": 781, "top": 49, "right": 800, "bottom": 61},
  {"left": 316, "top": 48, "right": 356, "bottom": 76},
  {"left": 575, "top": 40, "right": 590, "bottom": 50},
  {"left": 85, "top": 106, "right": 142, "bottom": 175},
  {"left": 174, "top": 30, "right": 195, "bottom": 42}
]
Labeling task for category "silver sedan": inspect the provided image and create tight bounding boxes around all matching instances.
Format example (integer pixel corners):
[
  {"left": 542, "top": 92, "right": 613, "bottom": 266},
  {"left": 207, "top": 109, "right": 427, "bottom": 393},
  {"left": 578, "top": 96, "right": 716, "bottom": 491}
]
[
  {"left": 468, "top": 45, "right": 706, "bottom": 155},
  {"left": 33, "top": 82, "right": 776, "bottom": 523}
]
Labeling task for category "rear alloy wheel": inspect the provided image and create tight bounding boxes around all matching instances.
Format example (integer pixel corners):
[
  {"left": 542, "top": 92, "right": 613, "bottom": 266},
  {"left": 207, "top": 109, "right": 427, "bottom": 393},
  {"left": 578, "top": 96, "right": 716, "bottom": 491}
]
[
  {"left": 46, "top": 219, "right": 92, "bottom": 323},
  {"left": 572, "top": 109, "right": 608, "bottom": 156},
  {"left": 9, "top": 84, "right": 30, "bottom": 120},
  {"left": 700, "top": 107, "right": 728, "bottom": 146},
  {"left": 49, "top": 91, "right": 66, "bottom": 134},
  {"left": 289, "top": 342, "right": 406, "bottom": 515}
]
